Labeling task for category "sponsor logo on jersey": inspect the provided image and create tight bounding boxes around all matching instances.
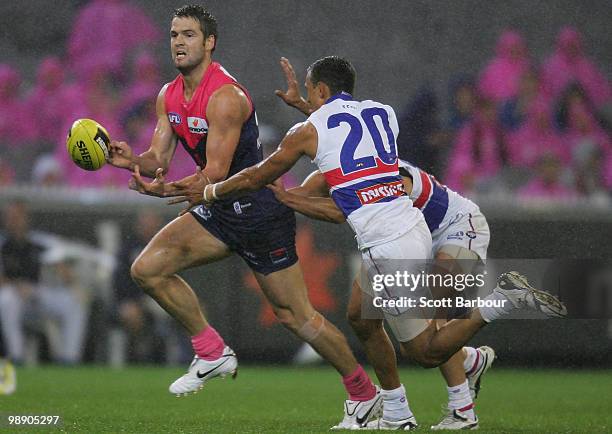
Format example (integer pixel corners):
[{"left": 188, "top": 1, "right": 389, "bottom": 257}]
[
  {"left": 168, "top": 112, "right": 182, "bottom": 124},
  {"left": 233, "top": 201, "right": 252, "bottom": 215},
  {"left": 188, "top": 116, "right": 208, "bottom": 134},
  {"left": 356, "top": 180, "right": 405, "bottom": 205},
  {"left": 447, "top": 231, "right": 464, "bottom": 240}
]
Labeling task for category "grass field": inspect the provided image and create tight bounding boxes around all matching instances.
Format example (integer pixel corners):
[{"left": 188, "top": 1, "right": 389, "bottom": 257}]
[{"left": 1, "top": 366, "right": 611, "bottom": 433}]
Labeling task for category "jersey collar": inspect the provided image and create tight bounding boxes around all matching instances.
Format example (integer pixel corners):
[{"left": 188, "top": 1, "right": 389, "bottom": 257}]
[{"left": 325, "top": 91, "right": 354, "bottom": 104}]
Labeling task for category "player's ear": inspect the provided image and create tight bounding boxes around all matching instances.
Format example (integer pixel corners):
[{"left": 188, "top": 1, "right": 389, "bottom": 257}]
[
  {"left": 317, "top": 82, "right": 331, "bottom": 100},
  {"left": 204, "top": 35, "right": 215, "bottom": 51}
]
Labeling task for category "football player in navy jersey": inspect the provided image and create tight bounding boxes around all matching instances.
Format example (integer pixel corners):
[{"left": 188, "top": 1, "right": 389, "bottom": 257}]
[{"left": 107, "top": 5, "right": 382, "bottom": 426}]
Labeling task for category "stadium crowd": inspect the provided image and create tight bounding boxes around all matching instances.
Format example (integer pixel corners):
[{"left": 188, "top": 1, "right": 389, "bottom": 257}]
[
  {"left": 397, "top": 28, "right": 612, "bottom": 203},
  {"left": 0, "top": 1, "right": 610, "bottom": 203},
  {"left": 1, "top": 1, "right": 611, "bottom": 366}
]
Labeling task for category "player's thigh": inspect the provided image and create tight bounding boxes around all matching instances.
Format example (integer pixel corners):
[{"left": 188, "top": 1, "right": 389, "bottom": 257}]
[
  {"left": 253, "top": 262, "right": 312, "bottom": 317},
  {"left": 134, "top": 213, "right": 231, "bottom": 277}
]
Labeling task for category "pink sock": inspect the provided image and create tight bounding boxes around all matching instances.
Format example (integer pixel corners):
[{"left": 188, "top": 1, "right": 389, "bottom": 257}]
[
  {"left": 191, "top": 325, "right": 225, "bottom": 361},
  {"left": 342, "top": 365, "right": 377, "bottom": 401}
]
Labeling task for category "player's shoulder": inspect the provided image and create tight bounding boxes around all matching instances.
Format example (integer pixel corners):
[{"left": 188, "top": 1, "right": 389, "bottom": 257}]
[
  {"left": 286, "top": 121, "right": 317, "bottom": 138},
  {"left": 158, "top": 77, "right": 181, "bottom": 100},
  {"left": 360, "top": 98, "right": 396, "bottom": 114}
]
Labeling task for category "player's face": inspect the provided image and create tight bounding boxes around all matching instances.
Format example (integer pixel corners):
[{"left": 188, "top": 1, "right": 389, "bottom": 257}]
[
  {"left": 170, "top": 17, "right": 210, "bottom": 73},
  {"left": 305, "top": 72, "right": 326, "bottom": 111}
]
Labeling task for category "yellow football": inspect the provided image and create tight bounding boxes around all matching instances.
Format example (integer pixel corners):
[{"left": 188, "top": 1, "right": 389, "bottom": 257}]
[{"left": 66, "top": 118, "right": 110, "bottom": 171}]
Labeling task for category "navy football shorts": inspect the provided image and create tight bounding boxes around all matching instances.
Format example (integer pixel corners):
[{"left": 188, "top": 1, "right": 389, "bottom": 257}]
[{"left": 190, "top": 200, "right": 298, "bottom": 275}]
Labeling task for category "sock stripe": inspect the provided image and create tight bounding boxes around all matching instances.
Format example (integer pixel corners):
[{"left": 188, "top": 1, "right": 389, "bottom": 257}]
[
  {"left": 466, "top": 350, "right": 480, "bottom": 376},
  {"left": 458, "top": 403, "right": 475, "bottom": 412}
]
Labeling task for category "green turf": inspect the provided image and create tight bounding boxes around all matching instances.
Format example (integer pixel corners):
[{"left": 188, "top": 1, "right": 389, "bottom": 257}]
[{"left": 1, "top": 366, "right": 610, "bottom": 433}]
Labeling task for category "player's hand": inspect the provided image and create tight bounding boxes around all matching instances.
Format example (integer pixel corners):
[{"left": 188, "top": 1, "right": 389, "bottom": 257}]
[
  {"left": 107, "top": 140, "right": 134, "bottom": 169},
  {"left": 274, "top": 57, "right": 313, "bottom": 116},
  {"left": 267, "top": 178, "right": 289, "bottom": 203},
  {"left": 129, "top": 165, "right": 175, "bottom": 198},
  {"left": 166, "top": 167, "right": 211, "bottom": 215}
]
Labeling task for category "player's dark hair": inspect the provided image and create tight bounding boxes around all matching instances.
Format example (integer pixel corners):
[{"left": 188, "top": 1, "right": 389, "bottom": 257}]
[
  {"left": 173, "top": 5, "right": 218, "bottom": 52},
  {"left": 307, "top": 56, "right": 356, "bottom": 96}
]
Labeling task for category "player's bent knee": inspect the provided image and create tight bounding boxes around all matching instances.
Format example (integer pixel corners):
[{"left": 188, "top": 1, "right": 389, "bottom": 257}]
[
  {"left": 130, "top": 255, "right": 161, "bottom": 290},
  {"left": 347, "top": 314, "right": 382, "bottom": 340},
  {"left": 399, "top": 342, "right": 440, "bottom": 369},
  {"left": 346, "top": 301, "right": 362, "bottom": 325}
]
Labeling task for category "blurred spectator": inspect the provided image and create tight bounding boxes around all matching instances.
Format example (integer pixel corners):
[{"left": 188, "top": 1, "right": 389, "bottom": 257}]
[
  {"left": 447, "top": 76, "right": 477, "bottom": 132},
  {"left": 507, "top": 100, "right": 567, "bottom": 167},
  {"left": 0, "top": 156, "right": 15, "bottom": 187},
  {"left": 518, "top": 153, "right": 577, "bottom": 201},
  {"left": 54, "top": 66, "right": 125, "bottom": 188},
  {"left": 123, "top": 52, "right": 161, "bottom": 112},
  {"left": 111, "top": 211, "right": 167, "bottom": 363},
  {"left": 556, "top": 84, "right": 611, "bottom": 158},
  {"left": 0, "top": 202, "right": 87, "bottom": 364},
  {"left": 572, "top": 141, "right": 611, "bottom": 198},
  {"left": 397, "top": 85, "right": 446, "bottom": 175},
  {"left": 478, "top": 30, "right": 531, "bottom": 102},
  {"left": 445, "top": 96, "right": 508, "bottom": 193},
  {"left": 0, "top": 65, "right": 35, "bottom": 148},
  {"left": 24, "top": 57, "right": 82, "bottom": 151},
  {"left": 67, "top": 0, "right": 161, "bottom": 83},
  {"left": 31, "top": 154, "right": 63, "bottom": 187},
  {"left": 541, "top": 26, "right": 612, "bottom": 109},
  {"left": 499, "top": 69, "right": 550, "bottom": 131}
]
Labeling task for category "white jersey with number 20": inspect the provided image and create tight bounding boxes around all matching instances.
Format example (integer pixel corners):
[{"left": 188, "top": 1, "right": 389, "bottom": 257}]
[{"left": 307, "top": 92, "right": 423, "bottom": 250}]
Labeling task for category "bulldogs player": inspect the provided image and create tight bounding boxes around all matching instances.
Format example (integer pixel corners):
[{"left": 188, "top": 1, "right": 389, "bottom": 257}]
[
  {"left": 107, "top": 6, "right": 382, "bottom": 424},
  {"left": 268, "top": 163, "right": 494, "bottom": 430},
  {"left": 192, "top": 56, "right": 567, "bottom": 430}
]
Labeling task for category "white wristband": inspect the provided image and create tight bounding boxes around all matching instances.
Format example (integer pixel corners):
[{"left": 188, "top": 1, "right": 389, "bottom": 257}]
[
  {"left": 212, "top": 183, "right": 219, "bottom": 200},
  {"left": 203, "top": 184, "right": 212, "bottom": 202}
]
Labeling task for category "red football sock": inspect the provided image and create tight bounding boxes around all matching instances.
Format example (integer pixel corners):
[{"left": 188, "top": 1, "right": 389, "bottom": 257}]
[
  {"left": 342, "top": 365, "right": 377, "bottom": 401},
  {"left": 191, "top": 325, "right": 225, "bottom": 361}
]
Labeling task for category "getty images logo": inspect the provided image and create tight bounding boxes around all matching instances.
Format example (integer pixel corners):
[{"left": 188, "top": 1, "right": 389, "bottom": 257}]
[{"left": 188, "top": 116, "right": 208, "bottom": 134}]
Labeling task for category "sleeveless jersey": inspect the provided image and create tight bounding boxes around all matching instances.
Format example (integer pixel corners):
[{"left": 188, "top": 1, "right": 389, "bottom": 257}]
[
  {"left": 164, "top": 62, "right": 287, "bottom": 218},
  {"left": 398, "top": 159, "right": 478, "bottom": 233},
  {"left": 308, "top": 93, "right": 421, "bottom": 249}
]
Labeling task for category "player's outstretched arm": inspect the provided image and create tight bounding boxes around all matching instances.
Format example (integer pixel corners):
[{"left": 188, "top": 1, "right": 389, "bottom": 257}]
[
  {"left": 275, "top": 57, "right": 314, "bottom": 116},
  {"left": 108, "top": 85, "right": 178, "bottom": 179},
  {"left": 208, "top": 122, "right": 317, "bottom": 202},
  {"left": 268, "top": 170, "right": 346, "bottom": 224}
]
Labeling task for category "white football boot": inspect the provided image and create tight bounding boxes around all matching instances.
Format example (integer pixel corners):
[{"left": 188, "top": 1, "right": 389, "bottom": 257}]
[
  {"left": 169, "top": 346, "right": 237, "bottom": 396},
  {"left": 431, "top": 409, "right": 478, "bottom": 431},
  {"left": 495, "top": 271, "right": 567, "bottom": 318},
  {"left": 365, "top": 416, "right": 418, "bottom": 430},
  {"left": 331, "top": 386, "right": 383, "bottom": 430},
  {"left": 467, "top": 346, "right": 496, "bottom": 400}
]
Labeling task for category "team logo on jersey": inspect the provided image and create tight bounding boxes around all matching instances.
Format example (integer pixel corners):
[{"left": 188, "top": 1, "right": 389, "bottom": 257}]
[
  {"left": 188, "top": 116, "right": 208, "bottom": 134},
  {"left": 269, "top": 247, "right": 289, "bottom": 265},
  {"left": 356, "top": 180, "right": 405, "bottom": 205},
  {"left": 168, "top": 112, "right": 182, "bottom": 124}
]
